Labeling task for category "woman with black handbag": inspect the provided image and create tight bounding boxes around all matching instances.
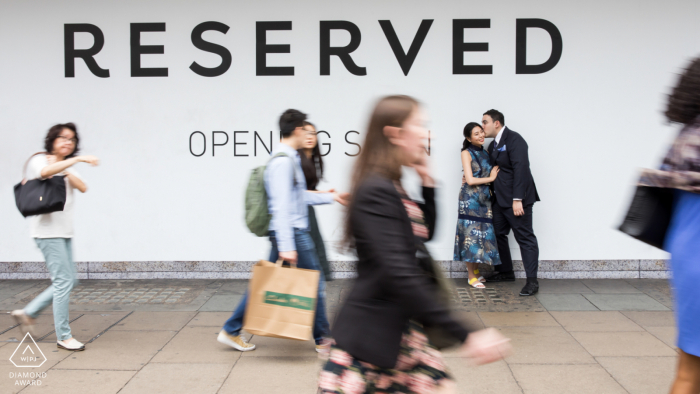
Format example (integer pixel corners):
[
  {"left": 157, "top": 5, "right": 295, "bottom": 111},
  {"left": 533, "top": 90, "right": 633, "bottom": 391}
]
[
  {"left": 319, "top": 96, "right": 511, "bottom": 394},
  {"left": 637, "top": 57, "right": 700, "bottom": 394},
  {"left": 11, "top": 123, "right": 99, "bottom": 352}
]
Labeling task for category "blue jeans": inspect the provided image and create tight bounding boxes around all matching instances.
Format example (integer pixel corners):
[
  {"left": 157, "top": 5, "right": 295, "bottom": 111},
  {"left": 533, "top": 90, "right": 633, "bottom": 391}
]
[
  {"left": 223, "top": 229, "right": 330, "bottom": 344},
  {"left": 24, "top": 238, "right": 78, "bottom": 341}
]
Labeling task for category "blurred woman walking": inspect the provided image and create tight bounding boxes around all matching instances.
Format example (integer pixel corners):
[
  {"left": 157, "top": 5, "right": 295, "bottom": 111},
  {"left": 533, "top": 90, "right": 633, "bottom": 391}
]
[
  {"left": 639, "top": 57, "right": 700, "bottom": 394},
  {"left": 319, "top": 96, "right": 511, "bottom": 394},
  {"left": 12, "top": 123, "right": 99, "bottom": 351}
]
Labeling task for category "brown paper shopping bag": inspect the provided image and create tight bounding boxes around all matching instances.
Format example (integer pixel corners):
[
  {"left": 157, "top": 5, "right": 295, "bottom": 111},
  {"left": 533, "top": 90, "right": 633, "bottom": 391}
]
[{"left": 243, "top": 259, "right": 319, "bottom": 341}]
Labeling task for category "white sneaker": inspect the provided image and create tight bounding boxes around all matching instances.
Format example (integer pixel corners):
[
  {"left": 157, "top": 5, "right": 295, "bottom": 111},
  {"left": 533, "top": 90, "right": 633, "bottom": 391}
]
[
  {"left": 10, "top": 310, "right": 35, "bottom": 336},
  {"left": 217, "top": 330, "right": 256, "bottom": 352},
  {"left": 57, "top": 338, "right": 85, "bottom": 351}
]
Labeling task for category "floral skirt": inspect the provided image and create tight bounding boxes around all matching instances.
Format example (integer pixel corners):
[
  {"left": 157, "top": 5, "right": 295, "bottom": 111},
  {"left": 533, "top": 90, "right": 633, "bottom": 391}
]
[
  {"left": 453, "top": 218, "right": 501, "bottom": 266},
  {"left": 318, "top": 321, "right": 452, "bottom": 394}
]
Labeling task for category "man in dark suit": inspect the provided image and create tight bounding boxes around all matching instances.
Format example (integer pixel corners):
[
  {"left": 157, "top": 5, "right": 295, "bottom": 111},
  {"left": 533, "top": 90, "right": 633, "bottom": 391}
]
[{"left": 482, "top": 109, "right": 541, "bottom": 296}]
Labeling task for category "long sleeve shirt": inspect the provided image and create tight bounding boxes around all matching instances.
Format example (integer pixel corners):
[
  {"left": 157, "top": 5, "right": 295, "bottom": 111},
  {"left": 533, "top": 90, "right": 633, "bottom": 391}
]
[{"left": 264, "top": 143, "right": 334, "bottom": 252}]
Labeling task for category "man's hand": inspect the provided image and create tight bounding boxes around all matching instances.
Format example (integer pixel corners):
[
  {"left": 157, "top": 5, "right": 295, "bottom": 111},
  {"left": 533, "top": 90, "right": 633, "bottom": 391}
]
[
  {"left": 278, "top": 251, "right": 298, "bottom": 264},
  {"left": 513, "top": 200, "right": 524, "bottom": 216}
]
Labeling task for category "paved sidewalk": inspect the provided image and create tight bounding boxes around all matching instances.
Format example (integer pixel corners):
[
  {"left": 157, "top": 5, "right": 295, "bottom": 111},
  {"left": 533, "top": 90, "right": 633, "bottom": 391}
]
[{"left": 0, "top": 279, "right": 678, "bottom": 394}]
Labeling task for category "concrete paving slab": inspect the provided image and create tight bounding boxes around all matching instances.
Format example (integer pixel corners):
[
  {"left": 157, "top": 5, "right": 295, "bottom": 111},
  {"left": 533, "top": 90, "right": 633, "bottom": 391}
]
[
  {"left": 0, "top": 341, "right": 72, "bottom": 394},
  {"left": 510, "top": 364, "right": 627, "bottom": 394},
  {"left": 597, "top": 356, "right": 677, "bottom": 394},
  {"left": 120, "top": 363, "right": 231, "bottom": 394},
  {"left": 22, "top": 370, "right": 135, "bottom": 394},
  {"left": 536, "top": 279, "right": 594, "bottom": 294},
  {"left": 535, "top": 294, "right": 598, "bottom": 311},
  {"left": 111, "top": 311, "right": 196, "bottom": 331},
  {"left": 497, "top": 327, "right": 596, "bottom": 364},
  {"left": 550, "top": 311, "right": 644, "bottom": 332},
  {"left": 213, "top": 282, "right": 248, "bottom": 295},
  {"left": 42, "top": 312, "right": 129, "bottom": 342},
  {"left": 219, "top": 357, "right": 319, "bottom": 394},
  {"left": 582, "top": 279, "right": 642, "bottom": 293},
  {"left": 583, "top": 294, "right": 670, "bottom": 311},
  {"left": 240, "top": 335, "right": 317, "bottom": 358},
  {"left": 188, "top": 311, "right": 231, "bottom": 326},
  {"left": 443, "top": 359, "right": 522, "bottom": 394},
  {"left": 53, "top": 329, "right": 176, "bottom": 370},
  {"left": 478, "top": 312, "right": 560, "bottom": 327},
  {"left": 151, "top": 326, "right": 241, "bottom": 364},
  {"left": 625, "top": 279, "right": 674, "bottom": 309},
  {"left": 622, "top": 311, "right": 676, "bottom": 327},
  {"left": 570, "top": 332, "right": 677, "bottom": 357},
  {"left": 645, "top": 326, "right": 677, "bottom": 349},
  {"left": 198, "top": 295, "right": 243, "bottom": 312}
]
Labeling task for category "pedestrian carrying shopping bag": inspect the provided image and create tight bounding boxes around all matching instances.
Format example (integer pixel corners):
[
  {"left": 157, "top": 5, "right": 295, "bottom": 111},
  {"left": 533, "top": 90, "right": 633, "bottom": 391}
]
[{"left": 243, "top": 259, "right": 319, "bottom": 341}]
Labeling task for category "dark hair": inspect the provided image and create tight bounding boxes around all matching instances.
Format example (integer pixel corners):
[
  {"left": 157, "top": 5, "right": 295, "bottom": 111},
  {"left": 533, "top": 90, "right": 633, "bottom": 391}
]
[
  {"left": 462, "top": 122, "right": 483, "bottom": 151},
  {"left": 483, "top": 109, "right": 505, "bottom": 127},
  {"left": 666, "top": 57, "right": 700, "bottom": 125},
  {"left": 299, "top": 121, "right": 324, "bottom": 190},
  {"left": 279, "top": 109, "right": 308, "bottom": 138},
  {"left": 44, "top": 123, "right": 80, "bottom": 158},
  {"left": 344, "top": 95, "right": 419, "bottom": 248}
]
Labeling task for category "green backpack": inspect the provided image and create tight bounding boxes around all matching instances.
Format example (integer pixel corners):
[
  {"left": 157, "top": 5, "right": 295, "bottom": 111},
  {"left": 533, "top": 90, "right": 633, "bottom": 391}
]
[{"left": 245, "top": 152, "right": 297, "bottom": 236}]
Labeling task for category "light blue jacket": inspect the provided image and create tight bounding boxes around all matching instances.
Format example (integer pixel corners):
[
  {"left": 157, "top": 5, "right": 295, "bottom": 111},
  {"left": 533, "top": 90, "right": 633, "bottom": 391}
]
[{"left": 264, "top": 143, "right": 334, "bottom": 252}]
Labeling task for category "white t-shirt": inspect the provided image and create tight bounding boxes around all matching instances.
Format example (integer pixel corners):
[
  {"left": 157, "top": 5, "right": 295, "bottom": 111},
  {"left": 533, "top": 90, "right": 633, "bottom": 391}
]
[{"left": 25, "top": 155, "right": 84, "bottom": 238}]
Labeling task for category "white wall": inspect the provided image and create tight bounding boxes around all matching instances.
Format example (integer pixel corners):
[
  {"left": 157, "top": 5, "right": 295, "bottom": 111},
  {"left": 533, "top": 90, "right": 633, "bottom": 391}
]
[{"left": 2, "top": 0, "right": 699, "bottom": 263}]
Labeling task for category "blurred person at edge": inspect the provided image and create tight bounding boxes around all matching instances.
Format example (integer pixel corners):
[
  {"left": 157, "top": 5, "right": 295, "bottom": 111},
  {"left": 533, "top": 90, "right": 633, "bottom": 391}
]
[
  {"left": 319, "top": 96, "right": 511, "bottom": 394},
  {"left": 299, "top": 121, "right": 333, "bottom": 281},
  {"left": 454, "top": 122, "right": 502, "bottom": 289},
  {"left": 639, "top": 57, "right": 700, "bottom": 394},
  {"left": 12, "top": 123, "right": 100, "bottom": 352}
]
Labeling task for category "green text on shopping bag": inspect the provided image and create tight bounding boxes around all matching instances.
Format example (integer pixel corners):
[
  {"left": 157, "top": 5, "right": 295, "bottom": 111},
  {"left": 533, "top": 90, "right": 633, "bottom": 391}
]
[{"left": 263, "top": 292, "right": 314, "bottom": 310}]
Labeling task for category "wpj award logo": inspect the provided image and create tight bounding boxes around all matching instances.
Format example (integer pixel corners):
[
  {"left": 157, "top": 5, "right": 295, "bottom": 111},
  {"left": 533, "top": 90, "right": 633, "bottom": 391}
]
[{"left": 8, "top": 332, "right": 47, "bottom": 386}]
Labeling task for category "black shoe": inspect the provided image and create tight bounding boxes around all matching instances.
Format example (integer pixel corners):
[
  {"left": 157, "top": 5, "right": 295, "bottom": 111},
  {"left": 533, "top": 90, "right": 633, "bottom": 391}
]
[
  {"left": 519, "top": 282, "right": 539, "bottom": 296},
  {"left": 484, "top": 272, "right": 516, "bottom": 282}
]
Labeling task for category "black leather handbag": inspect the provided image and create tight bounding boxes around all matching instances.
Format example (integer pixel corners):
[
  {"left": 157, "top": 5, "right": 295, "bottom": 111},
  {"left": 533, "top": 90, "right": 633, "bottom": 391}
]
[
  {"left": 14, "top": 152, "right": 66, "bottom": 217},
  {"left": 618, "top": 185, "right": 674, "bottom": 250}
]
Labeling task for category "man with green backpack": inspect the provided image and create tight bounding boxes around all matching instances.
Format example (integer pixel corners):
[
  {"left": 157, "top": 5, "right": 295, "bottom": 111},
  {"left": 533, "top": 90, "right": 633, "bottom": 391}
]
[{"left": 218, "top": 109, "right": 348, "bottom": 353}]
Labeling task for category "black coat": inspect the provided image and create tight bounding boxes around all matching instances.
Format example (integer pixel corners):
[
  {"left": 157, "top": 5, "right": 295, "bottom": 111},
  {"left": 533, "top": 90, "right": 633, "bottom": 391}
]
[
  {"left": 487, "top": 127, "right": 540, "bottom": 207},
  {"left": 332, "top": 174, "right": 469, "bottom": 368}
]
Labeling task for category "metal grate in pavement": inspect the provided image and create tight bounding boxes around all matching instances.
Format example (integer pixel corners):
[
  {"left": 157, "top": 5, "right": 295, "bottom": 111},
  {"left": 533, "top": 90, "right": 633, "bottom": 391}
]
[{"left": 71, "top": 286, "right": 194, "bottom": 304}]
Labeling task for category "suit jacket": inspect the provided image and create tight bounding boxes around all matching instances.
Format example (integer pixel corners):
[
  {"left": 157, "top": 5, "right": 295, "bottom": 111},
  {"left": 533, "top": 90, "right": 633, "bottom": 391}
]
[
  {"left": 332, "top": 174, "right": 469, "bottom": 368},
  {"left": 487, "top": 127, "right": 540, "bottom": 208}
]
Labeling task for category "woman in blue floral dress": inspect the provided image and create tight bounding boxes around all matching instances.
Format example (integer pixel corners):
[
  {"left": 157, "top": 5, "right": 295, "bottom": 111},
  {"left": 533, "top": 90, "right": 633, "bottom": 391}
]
[{"left": 454, "top": 122, "right": 501, "bottom": 288}]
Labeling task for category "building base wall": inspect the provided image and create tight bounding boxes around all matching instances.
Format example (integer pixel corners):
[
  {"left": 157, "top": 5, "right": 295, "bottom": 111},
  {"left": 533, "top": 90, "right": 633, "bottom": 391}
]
[{"left": 0, "top": 260, "right": 671, "bottom": 280}]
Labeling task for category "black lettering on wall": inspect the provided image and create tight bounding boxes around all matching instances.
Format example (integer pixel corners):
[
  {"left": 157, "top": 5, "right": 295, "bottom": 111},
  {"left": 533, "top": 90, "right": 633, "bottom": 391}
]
[
  {"left": 131, "top": 23, "right": 168, "bottom": 77},
  {"left": 64, "top": 24, "right": 110, "bottom": 78},
  {"left": 234, "top": 131, "right": 249, "bottom": 156},
  {"left": 320, "top": 21, "right": 366, "bottom": 76},
  {"left": 190, "top": 131, "right": 206, "bottom": 157},
  {"left": 516, "top": 19, "right": 563, "bottom": 74},
  {"left": 378, "top": 20, "right": 433, "bottom": 76},
  {"left": 256, "top": 21, "right": 294, "bottom": 76},
  {"left": 452, "top": 19, "right": 492, "bottom": 75},
  {"left": 317, "top": 131, "right": 331, "bottom": 156},
  {"left": 212, "top": 131, "right": 228, "bottom": 156},
  {"left": 255, "top": 131, "right": 273, "bottom": 155},
  {"left": 344, "top": 130, "right": 361, "bottom": 156},
  {"left": 190, "top": 21, "right": 232, "bottom": 77}
]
